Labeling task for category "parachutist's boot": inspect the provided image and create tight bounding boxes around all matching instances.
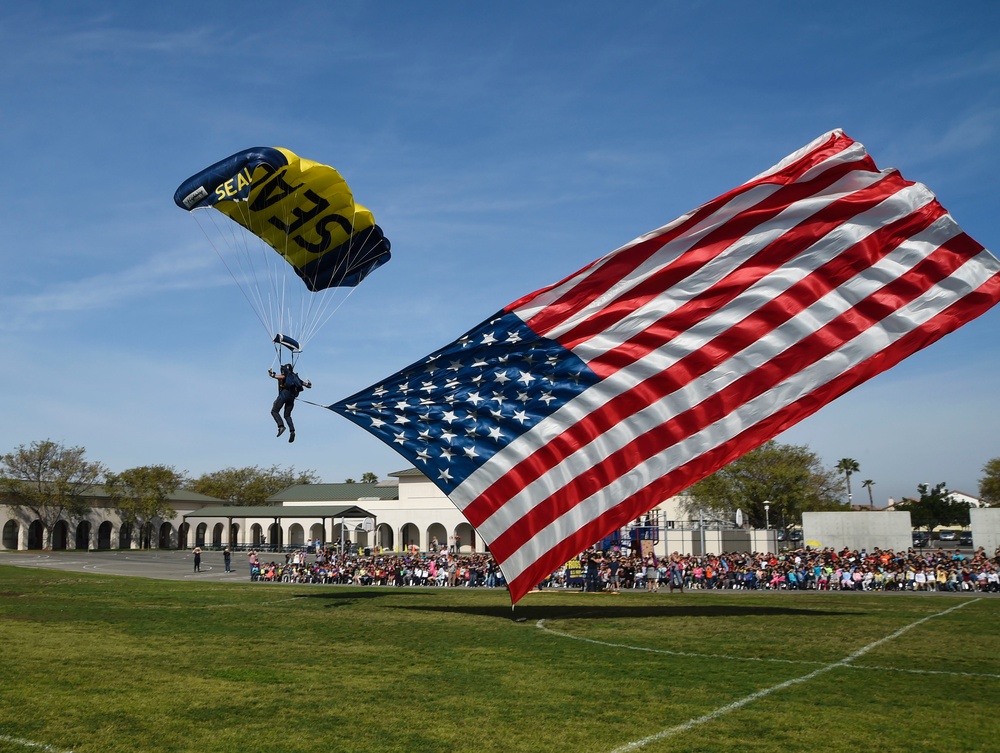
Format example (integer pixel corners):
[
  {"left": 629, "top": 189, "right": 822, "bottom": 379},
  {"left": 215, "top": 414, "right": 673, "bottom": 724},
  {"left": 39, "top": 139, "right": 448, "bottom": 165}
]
[
  {"left": 277, "top": 426, "right": 286, "bottom": 438},
  {"left": 288, "top": 431, "right": 295, "bottom": 443}
]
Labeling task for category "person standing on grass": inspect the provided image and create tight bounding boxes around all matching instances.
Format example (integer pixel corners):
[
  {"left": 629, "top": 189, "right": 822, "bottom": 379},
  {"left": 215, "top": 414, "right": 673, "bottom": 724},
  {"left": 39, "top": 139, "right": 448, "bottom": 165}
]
[
  {"left": 586, "top": 548, "right": 604, "bottom": 592},
  {"left": 645, "top": 555, "right": 659, "bottom": 593},
  {"left": 669, "top": 556, "right": 685, "bottom": 593}
]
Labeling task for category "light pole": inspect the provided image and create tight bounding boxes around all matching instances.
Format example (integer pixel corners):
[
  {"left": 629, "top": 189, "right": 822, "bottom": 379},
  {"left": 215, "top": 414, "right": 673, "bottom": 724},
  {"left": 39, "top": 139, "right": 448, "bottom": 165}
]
[{"left": 763, "top": 501, "right": 771, "bottom": 530}]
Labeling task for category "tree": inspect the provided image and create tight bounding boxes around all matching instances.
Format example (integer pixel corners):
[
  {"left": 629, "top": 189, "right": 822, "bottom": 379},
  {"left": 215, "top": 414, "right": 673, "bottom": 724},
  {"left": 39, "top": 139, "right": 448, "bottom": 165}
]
[
  {"left": 105, "top": 465, "right": 186, "bottom": 549},
  {"left": 0, "top": 440, "right": 105, "bottom": 549},
  {"left": 683, "top": 441, "right": 847, "bottom": 529},
  {"left": 836, "top": 458, "right": 860, "bottom": 505},
  {"left": 360, "top": 472, "right": 379, "bottom": 484},
  {"left": 978, "top": 458, "right": 1000, "bottom": 506},
  {"left": 187, "top": 465, "right": 319, "bottom": 506},
  {"left": 862, "top": 479, "right": 875, "bottom": 507},
  {"left": 894, "top": 482, "right": 971, "bottom": 532}
]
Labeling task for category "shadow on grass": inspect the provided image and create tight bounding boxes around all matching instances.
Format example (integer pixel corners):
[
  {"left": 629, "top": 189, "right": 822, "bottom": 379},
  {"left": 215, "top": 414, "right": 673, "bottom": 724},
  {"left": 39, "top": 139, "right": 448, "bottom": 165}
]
[
  {"left": 291, "top": 590, "right": 431, "bottom": 606},
  {"left": 398, "top": 603, "right": 848, "bottom": 621},
  {"left": 288, "top": 588, "right": 849, "bottom": 618}
]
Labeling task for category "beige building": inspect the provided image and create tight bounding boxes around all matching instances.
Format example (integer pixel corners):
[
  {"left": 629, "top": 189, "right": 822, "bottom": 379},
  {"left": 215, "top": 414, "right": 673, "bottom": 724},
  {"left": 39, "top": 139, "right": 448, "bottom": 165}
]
[
  {"left": 1, "top": 486, "right": 222, "bottom": 551},
  {"left": 2, "top": 467, "right": 772, "bottom": 556}
]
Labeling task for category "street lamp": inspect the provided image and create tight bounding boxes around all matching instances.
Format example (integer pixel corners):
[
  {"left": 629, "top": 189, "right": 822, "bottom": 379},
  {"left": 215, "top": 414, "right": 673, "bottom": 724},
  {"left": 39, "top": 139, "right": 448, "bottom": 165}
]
[{"left": 763, "top": 501, "right": 771, "bottom": 530}]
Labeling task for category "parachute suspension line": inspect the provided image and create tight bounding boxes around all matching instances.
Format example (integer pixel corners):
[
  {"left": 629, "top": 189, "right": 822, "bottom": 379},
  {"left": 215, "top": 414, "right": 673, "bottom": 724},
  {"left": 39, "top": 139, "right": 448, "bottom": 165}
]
[
  {"left": 192, "top": 209, "right": 275, "bottom": 342},
  {"left": 299, "top": 201, "right": 371, "bottom": 340},
  {"left": 233, "top": 197, "right": 287, "bottom": 341}
]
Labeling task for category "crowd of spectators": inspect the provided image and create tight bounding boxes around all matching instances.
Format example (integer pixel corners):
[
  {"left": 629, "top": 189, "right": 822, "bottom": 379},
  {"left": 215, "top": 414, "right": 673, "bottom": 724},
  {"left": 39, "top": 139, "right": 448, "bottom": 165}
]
[
  {"left": 553, "top": 545, "right": 1000, "bottom": 593},
  {"left": 244, "top": 544, "right": 1000, "bottom": 594},
  {"left": 247, "top": 546, "right": 504, "bottom": 588}
]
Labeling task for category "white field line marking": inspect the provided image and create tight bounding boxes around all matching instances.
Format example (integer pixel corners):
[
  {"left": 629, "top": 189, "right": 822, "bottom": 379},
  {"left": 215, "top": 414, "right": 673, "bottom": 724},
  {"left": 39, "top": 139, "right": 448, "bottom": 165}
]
[
  {"left": 539, "top": 598, "right": 980, "bottom": 753},
  {"left": 608, "top": 598, "right": 979, "bottom": 752},
  {"left": 847, "top": 663, "right": 1000, "bottom": 679},
  {"left": 536, "top": 623, "right": 828, "bottom": 667},
  {"left": 536, "top": 614, "right": 1000, "bottom": 680},
  {"left": 0, "top": 733, "right": 74, "bottom": 753}
]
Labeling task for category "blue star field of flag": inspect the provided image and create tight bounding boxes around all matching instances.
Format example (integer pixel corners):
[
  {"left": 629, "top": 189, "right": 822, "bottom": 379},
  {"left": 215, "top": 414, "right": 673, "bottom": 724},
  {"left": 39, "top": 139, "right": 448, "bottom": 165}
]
[{"left": 331, "top": 310, "right": 600, "bottom": 494}]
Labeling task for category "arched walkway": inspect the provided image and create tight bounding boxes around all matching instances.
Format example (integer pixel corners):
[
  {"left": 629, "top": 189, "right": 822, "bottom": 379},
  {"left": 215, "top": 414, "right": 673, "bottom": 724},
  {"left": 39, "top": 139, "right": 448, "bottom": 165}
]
[
  {"left": 401, "top": 522, "right": 420, "bottom": 551},
  {"left": 158, "top": 522, "right": 175, "bottom": 549},
  {"left": 98, "top": 522, "right": 113, "bottom": 550},
  {"left": 2, "top": 520, "right": 18, "bottom": 550},
  {"left": 375, "top": 523, "right": 393, "bottom": 551},
  {"left": 27, "top": 521, "right": 43, "bottom": 550},
  {"left": 52, "top": 521, "right": 69, "bottom": 550},
  {"left": 75, "top": 521, "right": 91, "bottom": 551}
]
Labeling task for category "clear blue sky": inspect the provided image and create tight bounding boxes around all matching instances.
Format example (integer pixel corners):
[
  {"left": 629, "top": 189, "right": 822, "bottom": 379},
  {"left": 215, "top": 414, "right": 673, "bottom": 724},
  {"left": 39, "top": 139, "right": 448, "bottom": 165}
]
[{"left": 3, "top": 2, "right": 998, "bottom": 505}]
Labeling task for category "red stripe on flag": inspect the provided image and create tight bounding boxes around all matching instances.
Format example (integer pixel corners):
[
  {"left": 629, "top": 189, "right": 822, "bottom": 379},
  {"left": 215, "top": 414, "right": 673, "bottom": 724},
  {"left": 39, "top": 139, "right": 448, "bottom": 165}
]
[
  {"left": 503, "top": 264, "right": 1000, "bottom": 602},
  {"left": 482, "top": 232, "right": 986, "bottom": 561},
  {"left": 462, "top": 198, "right": 949, "bottom": 530}
]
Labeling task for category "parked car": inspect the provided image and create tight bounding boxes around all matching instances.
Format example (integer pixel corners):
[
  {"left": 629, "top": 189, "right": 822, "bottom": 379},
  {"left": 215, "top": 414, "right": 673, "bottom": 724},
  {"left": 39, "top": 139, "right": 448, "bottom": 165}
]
[
  {"left": 911, "top": 531, "right": 930, "bottom": 547},
  {"left": 937, "top": 530, "right": 958, "bottom": 542},
  {"left": 960, "top": 531, "right": 973, "bottom": 546},
  {"left": 788, "top": 529, "right": 803, "bottom": 542}
]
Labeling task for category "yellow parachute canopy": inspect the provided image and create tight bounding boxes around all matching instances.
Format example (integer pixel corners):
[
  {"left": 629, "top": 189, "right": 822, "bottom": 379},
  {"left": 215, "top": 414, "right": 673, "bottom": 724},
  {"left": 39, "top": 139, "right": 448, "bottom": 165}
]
[{"left": 174, "top": 147, "right": 391, "bottom": 352}]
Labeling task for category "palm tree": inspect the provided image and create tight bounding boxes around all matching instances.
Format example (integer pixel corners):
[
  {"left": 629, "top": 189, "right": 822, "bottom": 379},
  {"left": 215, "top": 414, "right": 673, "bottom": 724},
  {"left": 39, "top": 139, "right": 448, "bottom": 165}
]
[
  {"left": 836, "top": 458, "right": 860, "bottom": 506},
  {"left": 862, "top": 478, "right": 875, "bottom": 507}
]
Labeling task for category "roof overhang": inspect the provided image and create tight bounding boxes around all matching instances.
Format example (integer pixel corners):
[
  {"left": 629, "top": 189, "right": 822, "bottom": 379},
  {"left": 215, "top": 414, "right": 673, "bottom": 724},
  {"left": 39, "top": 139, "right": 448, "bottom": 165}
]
[{"left": 182, "top": 504, "right": 375, "bottom": 520}]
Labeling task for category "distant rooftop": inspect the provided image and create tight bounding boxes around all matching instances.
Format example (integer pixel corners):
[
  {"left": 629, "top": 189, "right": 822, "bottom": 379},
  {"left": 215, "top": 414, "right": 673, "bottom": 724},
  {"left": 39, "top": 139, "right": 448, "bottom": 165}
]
[{"left": 267, "top": 482, "right": 399, "bottom": 503}]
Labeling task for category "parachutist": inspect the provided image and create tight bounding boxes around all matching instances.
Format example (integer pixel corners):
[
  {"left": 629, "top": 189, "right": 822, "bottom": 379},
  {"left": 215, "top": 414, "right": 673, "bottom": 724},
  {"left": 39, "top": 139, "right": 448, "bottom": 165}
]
[{"left": 270, "top": 363, "right": 311, "bottom": 441}]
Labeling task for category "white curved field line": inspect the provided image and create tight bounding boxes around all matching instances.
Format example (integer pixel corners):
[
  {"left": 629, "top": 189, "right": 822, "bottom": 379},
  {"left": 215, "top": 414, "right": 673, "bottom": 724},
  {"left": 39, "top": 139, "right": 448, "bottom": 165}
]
[
  {"left": 537, "top": 598, "right": 981, "bottom": 753},
  {"left": 0, "top": 733, "right": 74, "bottom": 753}
]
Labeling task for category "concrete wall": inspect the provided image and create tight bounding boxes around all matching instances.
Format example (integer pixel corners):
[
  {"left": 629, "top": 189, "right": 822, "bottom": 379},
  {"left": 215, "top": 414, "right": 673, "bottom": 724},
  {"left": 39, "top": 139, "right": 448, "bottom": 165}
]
[
  {"left": 802, "top": 511, "right": 912, "bottom": 552},
  {"left": 969, "top": 507, "right": 1000, "bottom": 555}
]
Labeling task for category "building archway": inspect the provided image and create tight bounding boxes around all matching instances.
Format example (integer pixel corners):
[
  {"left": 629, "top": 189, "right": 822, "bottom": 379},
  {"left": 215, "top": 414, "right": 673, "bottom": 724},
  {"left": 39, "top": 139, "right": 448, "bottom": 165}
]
[
  {"left": 2, "top": 520, "right": 18, "bottom": 549},
  {"left": 212, "top": 523, "right": 224, "bottom": 548},
  {"left": 158, "top": 522, "right": 175, "bottom": 549},
  {"left": 230, "top": 523, "right": 240, "bottom": 548},
  {"left": 52, "top": 521, "right": 69, "bottom": 550},
  {"left": 251, "top": 523, "right": 264, "bottom": 547},
  {"left": 267, "top": 522, "right": 282, "bottom": 551},
  {"left": 195, "top": 523, "right": 207, "bottom": 547},
  {"left": 288, "top": 523, "right": 305, "bottom": 548},
  {"left": 401, "top": 522, "right": 420, "bottom": 552},
  {"left": 375, "top": 523, "right": 393, "bottom": 551},
  {"left": 354, "top": 524, "right": 369, "bottom": 552},
  {"left": 119, "top": 523, "right": 133, "bottom": 549},
  {"left": 75, "top": 521, "right": 91, "bottom": 551},
  {"left": 427, "top": 523, "right": 447, "bottom": 552},
  {"left": 309, "top": 523, "right": 325, "bottom": 547},
  {"left": 454, "top": 522, "right": 475, "bottom": 553},
  {"left": 27, "top": 521, "right": 43, "bottom": 550},
  {"left": 98, "top": 522, "right": 113, "bottom": 550}
]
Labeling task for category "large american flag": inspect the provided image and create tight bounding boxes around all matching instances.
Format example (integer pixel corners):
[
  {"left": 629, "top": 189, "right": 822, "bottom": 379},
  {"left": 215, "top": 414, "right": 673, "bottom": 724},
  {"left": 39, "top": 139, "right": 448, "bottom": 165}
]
[{"left": 331, "top": 130, "right": 1000, "bottom": 603}]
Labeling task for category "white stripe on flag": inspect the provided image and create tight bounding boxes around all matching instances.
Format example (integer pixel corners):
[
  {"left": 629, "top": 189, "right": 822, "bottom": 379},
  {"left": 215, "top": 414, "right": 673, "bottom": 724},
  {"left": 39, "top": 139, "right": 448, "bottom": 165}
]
[{"left": 496, "top": 250, "right": 1000, "bottom": 583}]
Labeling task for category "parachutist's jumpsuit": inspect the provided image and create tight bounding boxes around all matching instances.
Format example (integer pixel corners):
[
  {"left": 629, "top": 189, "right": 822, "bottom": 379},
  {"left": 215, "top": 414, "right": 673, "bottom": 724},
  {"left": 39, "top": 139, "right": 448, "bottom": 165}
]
[{"left": 270, "top": 369, "right": 309, "bottom": 436}]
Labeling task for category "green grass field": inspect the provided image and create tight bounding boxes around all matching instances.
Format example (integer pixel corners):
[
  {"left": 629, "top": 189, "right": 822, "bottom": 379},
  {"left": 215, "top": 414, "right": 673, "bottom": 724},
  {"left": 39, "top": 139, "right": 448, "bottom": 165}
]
[{"left": 0, "top": 565, "right": 997, "bottom": 753}]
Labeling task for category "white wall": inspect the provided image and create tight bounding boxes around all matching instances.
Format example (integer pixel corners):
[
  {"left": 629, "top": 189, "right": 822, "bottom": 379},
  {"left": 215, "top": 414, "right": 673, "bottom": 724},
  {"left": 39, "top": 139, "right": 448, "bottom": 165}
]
[
  {"left": 802, "top": 511, "right": 913, "bottom": 552},
  {"left": 969, "top": 507, "right": 1000, "bottom": 555}
]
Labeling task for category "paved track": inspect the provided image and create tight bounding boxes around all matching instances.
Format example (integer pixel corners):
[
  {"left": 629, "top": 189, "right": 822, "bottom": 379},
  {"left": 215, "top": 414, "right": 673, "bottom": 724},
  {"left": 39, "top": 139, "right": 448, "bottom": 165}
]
[{"left": 0, "top": 549, "right": 251, "bottom": 582}]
